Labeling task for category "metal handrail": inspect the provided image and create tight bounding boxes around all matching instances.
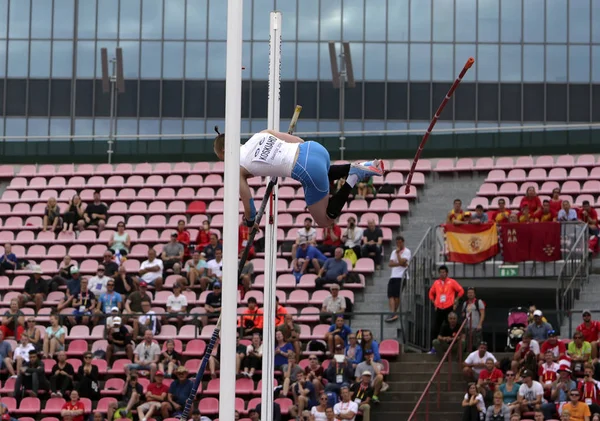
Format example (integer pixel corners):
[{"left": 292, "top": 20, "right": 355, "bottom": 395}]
[{"left": 407, "top": 317, "right": 468, "bottom": 421}]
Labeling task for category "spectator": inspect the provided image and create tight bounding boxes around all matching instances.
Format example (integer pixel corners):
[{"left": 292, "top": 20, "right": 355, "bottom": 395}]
[
  {"left": 0, "top": 331, "right": 14, "bottom": 377},
  {"left": 22, "top": 317, "right": 42, "bottom": 352},
  {"left": 274, "top": 330, "right": 294, "bottom": 370},
  {"left": 291, "top": 371, "right": 317, "bottom": 418},
  {"left": 520, "top": 187, "right": 542, "bottom": 214},
  {"left": 100, "top": 251, "right": 120, "bottom": 277},
  {"left": 361, "top": 220, "right": 383, "bottom": 268},
  {"left": 461, "top": 382, "right": 486, "bottom": 421},
  {"left": 20, "top": 266, "right": 48, "bottom": 312},
  {"left": 490, "top": 198, "right": 511, "bottom": 224},
  {"left": 355, "top": 349, "right": 385, "bottom": 403},
  {"left": 345, "top": 333, "right": 363, "bottom": 370},
  {"left": 561, "top": 387, "right": 591, "bottom": 421},
  {"left": 579, "top": 200, "right": 600, "bottom": 236},
  {"left": 461, "top": 287, "right": 485, "bottom": 349},
  {"left": 275, "top": 296, "right": 288, "bottom": 327},
  {"left": 577, "top": 310, "right": 600, "bottom": 362},
  {"left": 203, "top": 248, "right": 223, "bottom": 287},
  {"left": 356, "top": 175, "right": 374, "bottom": 200},
  {"left": 241, "top": 332, "right": 262, "bottom": 379},
  {"left": 291, "top": 217, "right": 318, "bottom": 258},
  {"left": 166, "top": 282, "right": 187, "bottom": 328},
  {"left": 107, "top": 373, "right": 142, "bottom": 421},
  {"left": 0, "top": 243, "right": 18, "bottom": 275},
  {"left": 139, "top": 249, "right": 164, "bottom": 291},
  {"left": 540, "top": 331, "right": 567, "bottom": 362},
  {"left": 195, "top": 220, "right": 213, "bottom": 253},
  {"left": 305, "top": 354, "right": 325, "bottom": 395},
  {"left": 205, "top": 282, "right": 222, "bottom": 323},
  {"left": 293, "top": 241, "right": 327, "bottom": 279},
  {"left": 158, "top": 339, "right": 181, "bottom": 378},
  {"left": 60, "top": 390, "right": 85, "bottom": 421},
  {"left": 126, "top": 330, "right": 160, "bottom": 380},
  {"left": 281, "top": 353, "right": 304, "bottom": 397},
  {"left": 234, "top": 333, "right": 247, "bottom": 375},
  {"left": 527, "top": 310, "right": 553, "bottom": 343},
  {"left": 324, "top": 348, "right": 354, "bottom": 393},
  {"left": 238, "top": 220, "right": 255, "bottom": 260},
  {"left": 578, "top": 363, "right": 600, "bottom": 414},
  {"left": 79, "top": 190, "right": 108, "bottom": 232},
  {"left": 569, "top": 332, "right": 592, "bottom": 376},
  {"left": 124, "top": 281, "right": 151, "bottom": 317},
  {"left": 42, "top": 197, "right": 61, "bottom": 232},
  {"left": 485, "top": 391, "right": 510, "bottom": 421},
  {"left": 387, "top": 235, "right": 410, "bottom": 322},
  {"left": 112, "top": 265, "right": 136, "bottom": 299},
  {"left": 315, "top": 247, "right": 348, "bottom": 290},
  {"left": 549, "top": 188, "right": 562, "bottom": 214},
  {"left": 88, "top": 265, "right": 112, "bottom": 297},
  {"left": 318, "top": 222, "right": 342, "bottom": 257},
  {"left": 43, "top": 314, "right": 66, "bottom": 359},
  {"left": 137, "top": 300, "right": 159, "bottom": 338},
  {"left": 518, "top": 205, "right": 533, "bottom": 223},
  {"left": 0, "top": 298, "right": 24, "bottom": 340},
  {"left": 463, "top": 342, "right": 497, "bottom": 381},
  {"left": 310, "top": 393, "right": 329, "bottom": 421},
  {"left": 14, "top": 349, "right": 48, "bottom": 401},
  {"left": 185, "top": 251, "right": 208, "bottom": 290},
  {"left": 50, "top": 350, "right": 74, "bottom": 398},
  {"left": 97, "top": 278, "right": 122, "bottom": 319},
  {"left": 65, "top": 266, "right": 81, "bottom": 297},
  {"left": 325, "top": 315, "right": 352, "bottom": 354},
  {"left": 67, "top": 278, "right": 96, "bottom": 327},
  {"left": 517, "top": 369, "right": 543, "bottom": 414},
  {"left": 176, "top": 220, "right": 191, "bottom": 258},
  {"left": 534, "top": 200, "right": 557, "bottom": 222},
  {"left": 240, "top": 296, "right": 263, "bottom": 336},
  {"left": 203, "top": 233, "right": 222, "bottom": 261},
  {"left": 9, "top": 335, "right": 35, "bottom": 376},
  {"left": 77, "top": 352, "right": 100, "bottom": 400},
  {"left": 106, "top": 317, "right": 134, "bottom": 364},
  {"left": 350, "top": 371, "right": 374, "bottom": 421},
  {"left": 320, "top": 284, "right": 346, "bottom": 324},
  {"left": 333, "top": 385, "right": 358, "bottom": 421},
  {"left": 160, "top": 366, "right": 193, "bottom": 418},
  {"left": 539, "top": 351, "right": 559, "bottom": 394},
  {"left": 192, "top": 408, "right": 212, "bottom": 421},
  {"left": 51, "top": 255, "right": 78, "bottom": 292},
  {"left": 447, "top": 199, "right": 466, "bottom": 225},
  {"left": 498, "top": 370, "right": 520, "bottom": 413},
  {"left": 208, "top": 340, "right": 221, "bottom": 379},
  {"left": 432, "top": 312, "right": 465, "bottom": 355},
  {"left": 137, "top": 370, "right": 169, "bottom": 421},
  {"left": 108, "top": 222, "right": 131, "bottom": 257},
  {"left": 342, "top": 216, "right": 363, "bottom": 259},
  {"left": 428, "top": 265, "right": 464, "bottom": 353},
  {"left": 276, "top": 313, "right": 301, "bottom": 358},
  {"left": 361, "top": 330, "right": 381, "bottom": 362},
  {"left": 470, "top": 205, "right": 489, "bottom": 224},
  {"left": 558, "top": 200, "right": 578, "bottom": 221},
  {"left": 62, "top": 194, "right": 84, "bottom": 233},
  {"left": 162, "top": 233, "right": 185, "bottom": 276},
  {"left": 478, "top": 358, "right": 504, "bottom": 404}
]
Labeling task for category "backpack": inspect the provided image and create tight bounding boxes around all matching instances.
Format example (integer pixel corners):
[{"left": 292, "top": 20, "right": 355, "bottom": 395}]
[
  {"left": 326, "top": 391, "right": 339, "bottom": 408},
  {"left": 344, "top": 297, "right": 354, "bottom": 318}
]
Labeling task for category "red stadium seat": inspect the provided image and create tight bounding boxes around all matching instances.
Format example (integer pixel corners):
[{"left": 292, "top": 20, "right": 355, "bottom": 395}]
[
  {"left": 183, "top": 339, "right": 206, "bottom": 357},
  {"left": 41, "top": 398, "right": 65, "bottom": 415},
  {"left": 14, "top": 397, "right": 41, "bottom": 415},
  {"left": 101, "top": 378, "right": 125, "bottom": 396},
  {"left": 380, "top": 339, "right": 400, "bottom": 357}
]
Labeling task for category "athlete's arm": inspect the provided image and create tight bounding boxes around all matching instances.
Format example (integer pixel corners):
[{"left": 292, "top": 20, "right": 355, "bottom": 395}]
[
  {"left": 261, "top": 130, "right": 304, "bottom": 144},
  {"left": 239, "top": 169, "right": 255, "bottom": 222}
]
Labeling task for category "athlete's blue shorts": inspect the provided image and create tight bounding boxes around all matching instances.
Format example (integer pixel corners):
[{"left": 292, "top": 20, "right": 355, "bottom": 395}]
[{"left": 291, "top": 141, "right": 331, "bottom": 206}]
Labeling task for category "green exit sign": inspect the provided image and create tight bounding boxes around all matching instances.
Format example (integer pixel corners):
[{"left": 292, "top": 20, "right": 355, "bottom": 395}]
[{"left": 499, "top": 265, "right": 519, "bottom": 277}]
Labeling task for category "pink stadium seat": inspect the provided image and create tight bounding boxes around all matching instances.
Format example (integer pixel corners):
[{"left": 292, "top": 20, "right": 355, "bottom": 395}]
[
  {"left": 561, "top": 181, "right": 581, "bottom": 194},
  {"left": 411, "top": 172, "right": 426, "bottom": 186},
  {"left": 21, "top": 190, "right": 39, "bottom": 202},
  {"left": 186, "top": 174, "right": 204, "bottom": 188},
  {"left": 577, "top": 154, "right": 595, "bottom": 167},
  {"left": 274, "top": 398, "right": 293, "bottom": 415},
  {"left": 1, "top": 190, "right": 19, "bottom": 203},
  {"left": 582, "top": 181, "right": 600, "bottom": 194},
  {"left": 203, "top": 174, "right": 222, "bottom": 187},
  {"left": 434, "top": 159, "right": 454, "bottom": 172},
  {"left": 106, "top": 175, "right": 124, "bottom": 188},
  {"left": 205, "top": 378, "right": 220, "bottom": 395},
  {"left": 494, "top": 157, "right": 514, "bottom": 170},
  {"left": 15, "top": 231, "right": 34, "bottom": 245},
  {"left": 534, "top": 155, "right": 554, "bottom": 168},
  {"left": 56, "top": 164, "right": 74, "bottom": 177},
  {"left": 383, "top": 172, "right": 403, "bottom": 186},
  {"left": 416, "top": 160, "right": 432, "bottom": 172},
  {"left": 95, "top": 397, "right": 117, "bottom": 414},
  {"left": 68, "top": 325, "right": 90, "bottom": 340},
  {"left": 287, "top": 200, "right": 306, "bottom": 213},
  {"left": 42, "top": 358, "right": 56, "bottom": 374},
  {"left": 66, "top": 339, "right": 88, "bottom": 357},
  {"left": 569, "top": 167, "right": 589, "bottom": 180},
  {"left": 576, "top": 194, "right": 595, "bottom": 206},
  {"left": 477, "top": 183, "right": 497, "bottom": 197},
  {"left": 485, "top": 170, "right": 505, "bottom": 183},
  {"left": 556, "top": 155, "right": 575, "bottom": 168},
  {"left": 183, "top": 339, "right": 206, "bottom": 357},
  {"left": 287, "top": 290, "right": 310, "bottom": 305},
  {"left": 468, "top": 197, "right": 489, "bottom": 210},
  {"left": 113, "top": 163, "right": 132, "bottom": 176},
  {"left": 138, "top": 188, "right": 156, "bottom": 200},
  {"left": 381, "top": 213, "right": 401, "bottom": 227},
  {"left": 199, "top": 397, "right": 220, "bottom": 415},
  {"left": 92, "top": 358, "right": 108, "bottom": 374},
  {"left": 154, "top": 162, "right": 173, "bottom": 175},
  {"left": 518, "top": 182, "right": 539, "bottom": 195},
  {"left": 17, "top": 165, "right": 37, "bottom": 177},
  {"left": 212, "top": 161, "right": 225, "bottom": 174},
  {"left": 276, "top": 274, "right": 296, "bottom": 288},
  {"left": 14, "top": 397, "right": 40, "bottom": 415},
  {"left": 498, "top": 183, "right": 518, "bottom": 195},
  {"left": 117, "top": 188, "right": 136, "bottom": 201},
  {"left": 474, "top": 157, "right": 494, "bottom": 171},
  {"left": 540, "top": 181, "right": 560, "bottom": 195},
  {"left": 527, "top": 168, "right": 546, "bottom": 182},
  {"left": 0, "top": 203, "right": 10, "bottom": 216},
  {"left": 0, "top": 165, "right": 14, "bottom": 178},
  {"left": 0, "top": 380, "right": 16, "bottom": 396},
  {"left": 455, "top": 158, "right": 474, "bottom": 171},
  {"left": 506, "top": 169, "right": 527, "bottom": 182},
  {"left": 108, "top": 359, "right": 131, "bottom": 375},
  {"left": 515, "top": 156, "right": 534, "bottom": 169},
  {"left": 347, "top": 199, "right": 368, "bottom": 212},
  {"left": 173, "top": 187, "right": 193, "bottom": 200},
  {"left": 37, "top": 165, "right": 56, "bottom": 177},
  {"left": 191, "top": 162, "right": 210, "bottom": 174},
  {"left": 165, "top": 174, "right": 184, "bottom": 188},
  {"left": 388, "top": 199, "right": 409, "bottom": 213},
  {"left": 297, "top": 306, "right": 320, "bottom": 323},
  {"left": 130, "top": 201, "right": 149, "bottom": 214},
  {"left": 67, "top": 244, "right": 87, "bottom": 259},
  {"left": 369, "top": 199, "right": 388, "bottom": 213},
  {"left": 79, "top": 259, "right": 98, "bottom": 274},
  {"left": 8, "top": 177, "right": 27, "bottom": 190},
  {"left": 236, "top": 378, "right": 254, "bottom": 395},
  {"left": 380, "top": 339, "right": 400, "bottom": 357},
  {"left": 355, "top": 258, "right": 375, "bottom": 273},
  {"left": 41, "top": 398, "right": 65, "bottom": 415},
  {"left": 359, "top": 212, "right": 379, "bottom": 226},
  {"left": 47, "top": 245, "right": 66, "bottom": 259}
]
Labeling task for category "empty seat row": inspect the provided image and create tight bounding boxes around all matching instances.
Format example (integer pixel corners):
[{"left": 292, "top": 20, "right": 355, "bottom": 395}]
[
  {"left": 435, "top": 154, "right": 599, "bottom": 172},
  {"left": 477, "top": 180, "right": 600, "bottom": 197},
  {"left": 486, "top": 167, "right": 600, "bottom": 183}
]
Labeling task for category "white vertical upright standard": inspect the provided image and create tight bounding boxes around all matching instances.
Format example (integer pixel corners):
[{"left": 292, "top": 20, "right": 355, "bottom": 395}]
[
  {"left": 219, "top": 0, "right": 243, "bottom": 420},
  {"left": 260, "top": 10, "right": 282, "bottom": 421}
]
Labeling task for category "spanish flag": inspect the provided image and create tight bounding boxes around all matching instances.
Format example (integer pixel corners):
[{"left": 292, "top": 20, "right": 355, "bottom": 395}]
[{"left": 444, "top": 223, "right": 500, "bottom": 264}]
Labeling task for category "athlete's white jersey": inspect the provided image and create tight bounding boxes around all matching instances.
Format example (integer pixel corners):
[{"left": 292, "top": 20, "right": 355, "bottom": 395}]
[{"left": 240, "top": 132, "right": 299, "bottom": 178}]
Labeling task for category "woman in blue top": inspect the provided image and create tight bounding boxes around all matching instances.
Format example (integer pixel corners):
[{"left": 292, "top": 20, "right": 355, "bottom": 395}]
[
  {"left": 274, "top": 330, "right": 294, "bottom": 370},
  {"left": 498, "top": 370, "right": 520, "bottom": 409}
]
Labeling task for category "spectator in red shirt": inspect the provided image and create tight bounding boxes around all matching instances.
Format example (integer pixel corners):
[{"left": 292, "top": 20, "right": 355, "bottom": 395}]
[
  {"left": 60, "top": 390, "right": 85, "bottom": 421},
  {"left": 512, "top": 333, "right": 540, "bottom": 374},
  {"left": 176, "top": 220, "right": 191, "bottom": 259},
  {"left": 446, "top": 199, "right": 466, "bottom": 225},
  {"left": 137, "top": 371, "right": 169, "bottom": 421},
  {"left": 549, "top": 188, "right": 562, "bottom": 215},
  {"left": 578, "top": 200, "right": 599, "bottom": 236},
  {"left": 518, "top": 205, "right": 533, "bottom": 223},
  {"left": 238, "top": 222, "right": 255, "bottom": 260},
  {"left": 538, "top": 350, "right": 559, "bottom": 397},
  {"left": 318, "top": 223, "right": 342, "bottom": 256},
  {"left": 577, "top": 310, "right": 600, "bottom": 362},
  {"left": 195, "top": 220, "right": 213, "bottom": 252},
  {"left": 478, "top": 358, "right": 503, "bottom": 404},
  {"left": 534, "top": 200, "right": 557, "bottom": 222},
  {"left": 520, "top": 186, "right": 542, "bottom": 215},
  {"left": 540, "top": 331, "right": 567, "bottom": 362}
]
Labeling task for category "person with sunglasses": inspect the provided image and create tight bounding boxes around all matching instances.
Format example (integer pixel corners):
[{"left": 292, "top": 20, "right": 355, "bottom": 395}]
[
  {"left": 21, "top": 318, "right": 41, "bottom": 352},
  {"left": 569, "top": 332, "right": 593, "bottom": 377},
  {"left": 76, "top": 352, "right": 100, "bottom": 400},
  {"left": 498, "top": 370, "right": 520, "bottom": 415},
  {"left": 562, "top": 388, "right": 591, "bottom": 421},
  {"left": 541, "top": 365, "right": 576, "bottom": 419},
  {"left": 88, "top": 265, "right": 112, "bottom": 297}
]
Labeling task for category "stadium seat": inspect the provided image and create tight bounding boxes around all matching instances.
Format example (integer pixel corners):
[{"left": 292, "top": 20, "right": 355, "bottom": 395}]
[
  {"left": 515, "top": 156, "right": 534, "bottom": 169},
  {"left": 96, "top": 397, "right": 117, "bottom": 413},
  {"left": 14, "top": 398, "right": 41, "bottom": 415},
  {"left": 506, "top": 169, "right": 527, "bottom": 182},
  {"left": 274, "top": 398, "right": 293, "bottom": 415},
  {"left": 41, "top": 398, "right": 65, "bottom": 415},
  {"left": 477, "top": 183, "right": 497, "bottom": 196},
  {"left": 108, "top": 359, "right": 131, "bottom": 375},
  {"left": 101, "top": 378, "right": 125, "bottom": 396},
  {"left": 556, "top": 155, "right": 575, "bottom": 167},
  {"left": 183, "top": 339, "right": 206, "bottom": 357},
  {"left": 475, "top": 157, "right": 494, "bottom": 170},
  {"left": 380, "top": 339, "right": 400, "bottom": 357},
  {"left": 485, "top": 170, "right": 505, "bottom": 183},
  {"left": 455, "top": 158, "right": 474, "bottom": 171},
  {"left": 66, "top": 339, "right": 88, "bottom": 357},
  {"left": 494, "top": 157, "right": 514, "bottom": 170},
  {"left": 92, "top": 358, "right": 108, "bottom": 374},
  {"left": 0, "top": 379, "right": 14, "bottom": 395},
  {"left": 235, "top": 378, "right": 254, "bottom": 395},
  {"left": 205, "top": 378, "right": 220, "bottom": 395},
  {"left": 577, "top": 154, "right": 596, "bottom": 167}
]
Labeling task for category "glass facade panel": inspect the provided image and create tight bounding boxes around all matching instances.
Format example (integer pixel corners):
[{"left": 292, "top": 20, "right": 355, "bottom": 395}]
[
  {"left": 342, "top": 0, "right": 364, "bottom": 42},
  {"left": 139, "top": 119, "right": 160, "bottom": 135},
  {"left": 364, "top": 0, "right": 385, "bottom": 41},
  {"left": 7, "top": 40, "right": 29, "bottom": 77},
  {"left": 119, "top": 0, "right": 141, "bottom": 39},
  {"left": 569, "top": 0, "right": 590, "bottom": 43},
  {"left": 500, "top": 0, "right": 521, "bottom": 43},
  {"left": 523, "top": 45, "right": 544, "bottom": 82},
  {"left": 593, "top": 0, "right": 600, "bottom": 43},
  {"left": 364, "top": 43, "right": 385, "bottom": 80},
  {"left": 74, "top": 119, "right": 94, "bottom": 140},
  {"left": 31, "top": 1, "right": 52, "bottom": 39},
  {"left": 569, "top": 45, "right": 590, "bottom": 83},
  {"left": 500, "top": 44, "right": 521, "bottom": 82},
  {"left": 27, "top": 118, "right": 49, "bottom": 140},
  {"left": 164, "top": 0, "right": 185, "bottom": 39},
  {"left": 281, "top": 41, "right": 296, "bottom": 80},
  {"left": 5, "top": 118, "right": 26, "bottom": 142},
  {"left": 186, "top": 0, "right": 208, "bottom": 40},
  {"left": 141, "top": 0, "right": 163, "bottom": 40},
  {"left": 277, "top": 0, "right": 297, "bottom": 41},
  {"left": 141, "top": 41, "right": 162, "bottom": 78},
  {"left": 117, "top": 119, "right": 138, "bottom": 136},
  {"left": 184, "top": 119, "right": 205, "bottom": 134},
  {"left": 185, "top": 42, "right": 206, "bottom": 79},
  {"left": 432, "top": 43, "right": 454, "bottom": 81},
  {"left": 163, "top": 42, "right": 184, "bottom": 79},
  {"left": 297, "top": 0, "right": 319, "bottom": 41},
  {"left": 455, "top": 44, "right": 476, "bottom": 81},
  {"left": 9, "top": 1, "right": 29, "bottom": 38},
  {"left": 161, "top": 119, "right": 183, "bottom": 135},
  {"left": 297, "top": 42, "right": 318, "bottom": 80},
  {"left": 432, "top": 0, "right": 454, "bottom": 42},
  {"left": 409, "top": 44, "right": 431, "bottom": 81},
  {"left": 387, "top": 43, "right": 408, "bottom": 81},
  {"left": 251, "top": 42, "right": 269, "bottom": 80},
  {"left": 118, "top": 41, "right": 140, "bottom": 78},
  {"left": 208, "top": 0, "right": 227, "bottom": 40},
  {"left": 0, "top": 0, "right": 7, "bottom": 39},
  {"left": 455, "top": 0, "right": 476, "bottom": 42},
  {"left": 0, "top": 42, "right": 6, "bottom": 77},
  {"left": 410, "top": 0, "right": 432, "bottom": 42},
  {"left": 207, "top": 41, "right": 226, "bottom": 79},
  {"left": 546, "top": 0, "right": 567, "bottom": 43},
  {"left": 52, "top": 41, "right": 73, "bottom": 78},
  {"left": 478, "top": 0, "right": 499, "bottom": 42},
  {"left": 253, "top": 0, "right": 273, "bottom": 41},
  {"left": 592, "top": 46, "right": 600, "bottom": 82},
  {"left": 50, "top": 118, "right": 71, "bottom": 141},
  {"left": 53, "top": 0, "right": 75, "bottom": 39},
  {"left": 97, "top": 0, "right": 119, "bottom": 39},
  {"left": 29, "top": 41, "right": 51, "bottom": 78},
  {"left": 546, "top": 45, "right": 567, "bottom": 82},
  {"left": 320, "top": 0, "right": 341, "bottom": 41},
  {"left": 76, "top": 41, "right": 96, "bottom": 78},
  {"left": 387, "top": 0, "right": 408, "bottom": 41},
  {"left": 77, "top": 0, "right": 97, "bottom": 39},
  {"left": 348, "top": 42, "right": 363, "bottom": 80},
  {"left": 523, "top": 0, "right": 544, "bottom": 43},
  {"left": 477, "top": 44, "right": 499, "bottom": 82}
]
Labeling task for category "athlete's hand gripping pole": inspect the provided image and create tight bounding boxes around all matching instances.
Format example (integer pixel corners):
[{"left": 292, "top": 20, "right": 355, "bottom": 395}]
[{"left": 404, "top": 58, "right": 475, "bottom": 194}]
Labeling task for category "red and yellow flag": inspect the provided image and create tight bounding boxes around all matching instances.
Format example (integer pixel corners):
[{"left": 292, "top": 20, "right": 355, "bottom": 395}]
[{"left": 444, "top": 223, "right": 500, "bottom": 264}]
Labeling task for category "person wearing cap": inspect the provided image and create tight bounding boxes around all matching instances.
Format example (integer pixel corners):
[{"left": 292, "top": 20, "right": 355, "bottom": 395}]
[
  {"left": 184, "top": 250, "right": 208, "bottom": 290},
  {"left": 320, "top": 284, "right": 346, "bottom": 324},
  {"left": 290, "top": 217, "right": 318, "bottom": 259},
  {"left": 292, "top": 240, "right": 327, "bottom": 279},
  {"left": 428, "top": 265, "right": 464, "bottom": 354},
  {"left": 20, "top": 266, "right": 48, "bottom": 312},
  {"left": 562, "top": 386, "right": 592, "bottom": 421},
  {"left": 139, "top": 249, "right": 164, "bottom": 291},
  {"left": 354, "top": 349, "right": 384, "bottom": 404},
  {"left": 126, "top": 330, "right": 161, "bottom": 381},
  {"left": 541, "top": 330, "right": 567, "bottom": 363},
  {"left": 107, "top": 372, "right": 143, "bottom": 421},
  {"left": 49, "top": 350, "right": 74, "bottom": 398},
  {"left": 205, "top": 281, "right": 222, "bottom": 322},
  {"left": 333, "top": 385, "right": 359, "bottom": 421},
  {"left": 60, "top": 390, "right": 85, "bottom": 421},
  {"left": 512, "top": 332, "right": 541, "bottom": 374},
  {"left": 137, "top": 370, "right": 169, "bottom": 421},
  {"left": 315, "top": 247, "right": 348, "bottom": 290},
  {"left": 104, "top": 306, "right": 120, "bottom": 332},
  {"left": 325, "top": 315, "right": 352, "bottom": 355},
  {"left": 65, "top": 265, "right": 81, "bottom": 297},
  {"left": 350, "top": 371, "right": 374, "bottom": 421},
  {"left": 463, "top": 342, "right": 497, "bottom": 381},
  {"left": 527, "top": 309, "right": 554, "bottom": 343},
  {"left": 577, "top": 310, "right": 600, "bottom": 363},
  {"left": 517, "top": 369, "right": 544, "bottom": 413},
  {"left": 106, "top": 316, "right": 134, "bottom": 364},
  {"left": 162, "top": 232, "right": 185, "bottom": 276},
  {"left": 569, "top": 331, "right": 593, "bottom": 376},
  {"left": 166, "top": 282, "right": 188, "bottom": 329},
  {"left": 68, "top": 277, "right": 96, "bottom": 327},
  {"left": 160, "top": 366, "right": 193, "bottom": 418}
]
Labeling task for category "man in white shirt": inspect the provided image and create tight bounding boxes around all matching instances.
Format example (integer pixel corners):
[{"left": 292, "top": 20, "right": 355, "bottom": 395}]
[
  {"left": 321, "top": 284, "right": 346, "bottom": 324},
  {"left": 9, "top": 335, "right": 35, "bottom": 375},
  {"left": 517, "top": 369, "right": 544, "bottom": 413},
  {"left": 387, "top": 235, "right": 411, "bottom": 322},
  {"left": 203, "top": 249, "right": 223, "bottom": 286},
  {"left": 137, "top": 300, "right": 158, "bottom": 338},
  {"left": 463, "top": 341, "right": 497, "bottom": 381},
  {"left": 139, "top": 249, "right": 164, "bottom": 291},
  {"left": 166, "top": 282, "right": 187, "bottom": 328},
  {"left": 333, "top": 385, "right": 359, "bottom": 421},
  {"left": 126, "top": 330, "right": 161, "bottom": 381},
  {"left": 291, "top": 217, "right": 318, "bottom": 258},
  {"left": 88, "top": 265, "right": 112, "bottom": 296}
]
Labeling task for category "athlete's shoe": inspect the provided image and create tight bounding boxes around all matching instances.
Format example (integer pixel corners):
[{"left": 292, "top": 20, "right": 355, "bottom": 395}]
[{"left": 349, "top": 159, "right": 384, "bottom": 181}]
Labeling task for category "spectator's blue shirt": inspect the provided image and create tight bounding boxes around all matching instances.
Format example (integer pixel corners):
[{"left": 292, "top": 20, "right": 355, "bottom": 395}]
[
  {"left": 168, "top": 379, "right": 193, "bottom": 406},
  {"left": 67, "top": 278, "right": 80, "bottom": 296},
  {"left": 328, "top": 324, "right": 352, "bottom": 345},
  {"left": 471, "top": 213, "right": 488, "bottom": 223},
  {"left": 0, "top": 341, "right": 11, "bottom": 368},
  {"left": 526, "top": 321, "right": 553, "bottom": 341},
  {"left": 274, "top": 342, "right": 294, "bottom": 367},
  {"left": 557, "top": 209, "right": 578, "bottom": 221},
  {"left": 0, "top": 253, "right": 17, "bottom": 265},
  {"left": 99, "top": 292, "right": 122, "bottom": 313},
  {"left": 293, "top": 380, "right": 317, "bottom": 408},
  {"left": 323, "top": 258, "right": 348, "bottom": 280},
  {"left": 345, "top": 344, "right": 363, "bottom": 365},
  {"left": 296, "top": 245, "right": 327, "bottom": 263},
  {"left": 363, "top": 340, "right": 381, "bottom": 362}
]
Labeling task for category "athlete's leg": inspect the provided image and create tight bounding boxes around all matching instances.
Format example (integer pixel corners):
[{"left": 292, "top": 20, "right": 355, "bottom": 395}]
[{"left": 328, "top": 164, "right": 351, "bottom": 183}]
